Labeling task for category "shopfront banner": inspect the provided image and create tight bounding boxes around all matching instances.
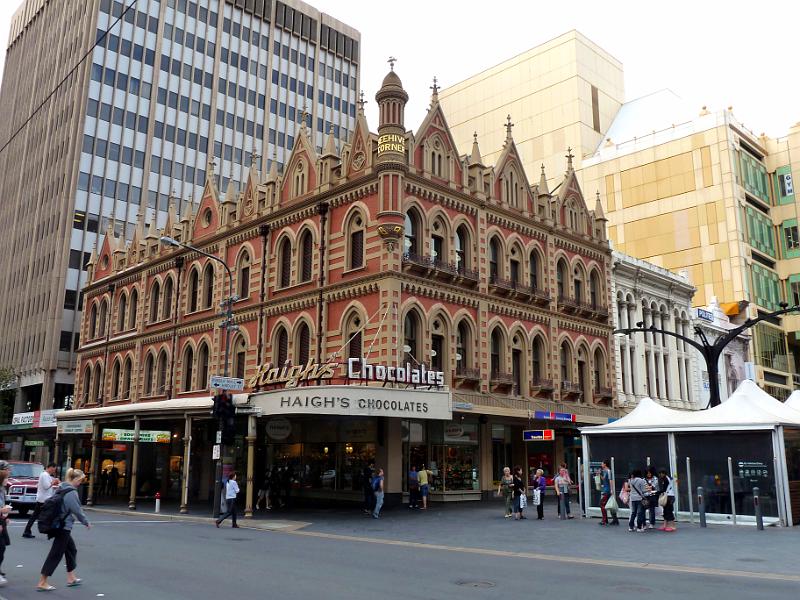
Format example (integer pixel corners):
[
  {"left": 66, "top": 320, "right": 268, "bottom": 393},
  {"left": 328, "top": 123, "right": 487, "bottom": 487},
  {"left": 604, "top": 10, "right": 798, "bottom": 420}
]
[
  {"left": 57, "top": 420, "right": 94, "bottom": 435},
  {"left": 12, "top": 409, "right": 62, "bottom": 428},
  {"left": 251, "top": 385, "right": 452, "bottom": 420},
  {"left": 102, "top": 428, "right": 171, "bottom": 443}
]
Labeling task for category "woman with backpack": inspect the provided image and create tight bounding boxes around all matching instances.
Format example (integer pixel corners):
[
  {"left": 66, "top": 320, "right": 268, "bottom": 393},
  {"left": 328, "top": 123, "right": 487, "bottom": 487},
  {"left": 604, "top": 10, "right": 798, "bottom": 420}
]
[{"left": 37, "top": 468, "right": 90, "bottom": 592}]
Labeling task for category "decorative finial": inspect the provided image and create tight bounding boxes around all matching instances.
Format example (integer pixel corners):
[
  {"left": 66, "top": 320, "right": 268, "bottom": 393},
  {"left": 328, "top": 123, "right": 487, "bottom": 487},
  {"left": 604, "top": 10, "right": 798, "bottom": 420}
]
[
  {"left": 300, "top": 104, "right": 308, "bottom": 130},
  {"left": 430, "top": 76, "right": 439, "bottom": 96},
  {"left": 208, "top": 158, "right": 217, "bottom": 175},
  {"left": 473, "top": 131, "right": 478, "bottom": 143},
  {"left": 357, "top": 90, "right": 366, "bottom": 113},
  {"left": 387, "top": 56, "right": 397, "bottom": 71},
  {"left": 505, "top": 115, "right": 514, "bottom": 140},
  {"left": 566, "top": 147, "right": 574, "bottom": 169},
  {"left": 251, "top": 142, "right": 261, "bottom": 167}
]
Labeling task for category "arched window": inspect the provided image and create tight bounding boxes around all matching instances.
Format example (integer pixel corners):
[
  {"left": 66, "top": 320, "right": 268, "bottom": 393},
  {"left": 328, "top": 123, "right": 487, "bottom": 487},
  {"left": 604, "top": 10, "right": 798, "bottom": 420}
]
[
  {"left": 275, "top": 326, "right": 289, "bottom": 366},
  {"left": 577, "top": 346, "right": 590, "bottom": 400},
  {"left": 403, "top": 311, "right": 421, "bottom": 364},
  {"left": 510, "top": 245, "right": 521, "bottom": 285},
  {"left": 346, "top": 213, "right": 365, "bottom": 270},
  {"left": 149, "top": 281, "right": 161, "bottom": 322},
  {"left": 456, "top": 320, "right": 471, "bottom": 370},
  {"left": 532, "top": 335, "right": 545, "bottom": 382},
  {"left": 574, "top": 266, "right": 584, "bottom": 302},
  {"left": 292, "top": 160, "right": 307, "bottom": 197},
  {"left": 89, "top": 303, "right": 98, "bottom": 339},
  {"left": 129, "top": 288, "right": 138, "bottom": 328},
  {"left": 431, "top": 149, "right": 444, "bottom": 177},
  {"left": 187, "top": 268, "right": 199, "bottom": 312},
  {"left": 278, "top": 237, "right": 292, "bottom": 288},
  {"left": 430, "top": 218, "right": 447, "bottom": 263},
  {"left": 122, "top": 357, "right": 132, "bottom": 399},
  {"left": 490, "top": 328, "right": 503, "bottom": 376},
  {"left": 560, "top": 341, "right": 572, "bottom": 382},
  {"left": 511, "top": 334, "right": 524, "bottom": 395},
  {"left": 117, "top": 293, "right": 127, "bottom": 331},
  {"left": 455, "top": 226, "right": 469, "bottom": 272},
  {"left": 156, "top": 350, "right": 168, "bottom": 394},
  {"left": 593, "top": 347, "right": 605, "bottom": 391},
  {"left": 590, "top": 271, "right": 601, "bottom": 309},
  {"left": 92, "top": 363, "right": 102, "bottom": 403},
  {"left": 233, "top": 337, "right": 247, "bottom": 380},
  {"left": 430, "top": 317, "right": 447, "bottom": 372},
  {"left": 489, "top": 238, "right": 501, "bottom": 280},
  {"left": 163, "top": 276, "right": 174, "bottom": 320},
  {"left": 81, "top": 365, "right": 92, "bottom": 404},
  {"left": 345, "top": 313, "right": 363, "bottom": 363},
  {"left": 297, "top": 231, "right": 313, "bottom": 281},
  {"left": 111, "top": 359, "right": 121, "bottom": 400},
  {"left": 504, "top": 168, "right": 519, "bottom": 207},
  {"left": 404, "top": 209, "right": 420, "bottom": 256},
  {"left": 557, "top": 259, "right": 568, "bottom": 298},
  {"left": 238, "top": 250, "right": 252, "bottom": 297},
  {"left": 98, "top": 299, "right": 108, "bottom": 336},
  {"left": 197, "top": 343, "right": 210, "bottom": 390},
  {"left": 143, "top": 353, "right": 155, "bottom": 396},
  {"left": 529, "top": 250, "right": 542, "bottom": 290},
  {"left": 182, "top": 345, "right": 194, "bottom": 391},
  {"left": 296, "top": 323, "right": 311, "bottom": 365},
  {"left": 202, "top": 263, "right": 214, "bottom": 309}
]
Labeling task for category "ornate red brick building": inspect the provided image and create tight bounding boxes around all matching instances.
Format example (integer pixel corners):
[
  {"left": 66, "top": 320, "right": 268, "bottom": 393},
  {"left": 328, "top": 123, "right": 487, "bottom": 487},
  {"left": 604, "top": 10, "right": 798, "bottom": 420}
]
[{"left": 65, "top": 67, "right": 617, "bottom": 514}]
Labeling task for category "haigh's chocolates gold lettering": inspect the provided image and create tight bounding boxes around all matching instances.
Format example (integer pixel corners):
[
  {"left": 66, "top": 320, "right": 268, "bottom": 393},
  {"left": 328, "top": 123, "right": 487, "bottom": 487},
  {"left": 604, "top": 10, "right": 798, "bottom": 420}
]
[
  {"left": 247, "top": 360, "right": 337, "bottom": 389},
  {"left": 347, "top": 358, "right": 445, "bottom": 386},
  {"left": 377, "top": 133, "right": 405, "bottom": 155}
]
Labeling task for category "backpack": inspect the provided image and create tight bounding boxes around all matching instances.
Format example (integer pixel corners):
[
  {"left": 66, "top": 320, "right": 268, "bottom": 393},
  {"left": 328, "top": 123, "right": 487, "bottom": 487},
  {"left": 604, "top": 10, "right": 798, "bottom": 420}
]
[{"left": 37, "top": 487, "right": 72, "bottom": 535}]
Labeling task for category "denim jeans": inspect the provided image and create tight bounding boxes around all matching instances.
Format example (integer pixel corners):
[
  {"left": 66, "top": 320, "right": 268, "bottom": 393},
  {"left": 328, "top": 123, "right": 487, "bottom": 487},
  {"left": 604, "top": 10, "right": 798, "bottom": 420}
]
[
  {"left": 628, "top": 500, "right": 645, "bottom": 530},
  {"left": 373, "top": 492, "right": 384, "bottom": 517}
]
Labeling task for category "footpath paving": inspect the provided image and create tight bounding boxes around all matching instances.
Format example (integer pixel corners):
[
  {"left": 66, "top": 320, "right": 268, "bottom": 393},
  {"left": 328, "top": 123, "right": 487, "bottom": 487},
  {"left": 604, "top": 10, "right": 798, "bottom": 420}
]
[{"left": 83, "top": 498, "right": 800, "bottom": 579}]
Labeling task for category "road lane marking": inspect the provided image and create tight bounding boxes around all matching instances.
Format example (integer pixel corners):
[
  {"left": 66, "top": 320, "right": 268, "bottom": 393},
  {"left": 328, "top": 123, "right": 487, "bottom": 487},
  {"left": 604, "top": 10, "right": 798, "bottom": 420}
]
[{"left": 285, "top": 530, "right": 800, "bottom": 584}]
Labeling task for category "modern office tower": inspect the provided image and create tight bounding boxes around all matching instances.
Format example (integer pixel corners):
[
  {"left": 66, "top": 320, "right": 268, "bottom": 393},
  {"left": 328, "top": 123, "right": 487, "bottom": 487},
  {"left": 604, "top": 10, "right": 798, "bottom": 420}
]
[
  {"left": 0, "top": 0, "right": 359, "bottom": 411},
  {"left": 439, "top": 30, "right": 625, "bottom": 188},
  {"left": 442, "top": 31, "right": 800, "bottom": 400}
]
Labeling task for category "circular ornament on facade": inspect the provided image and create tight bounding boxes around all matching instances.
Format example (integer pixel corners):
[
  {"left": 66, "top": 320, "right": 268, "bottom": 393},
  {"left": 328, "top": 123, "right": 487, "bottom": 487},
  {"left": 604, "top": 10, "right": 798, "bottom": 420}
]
[
  {"left": 243, "top": 196, "right": 254, "bottom": 216},
  {"left": 266, "top": 417, "right": 292, "bottom": 440},
  {"left": 202, "top": 207, "right": 212, "bottom": 227},
  {"left": 100, "top": 255, "right": 109, "bottom": 269},
  {"left": 352, "top": 152, "right": 366, "bottom": 170}
]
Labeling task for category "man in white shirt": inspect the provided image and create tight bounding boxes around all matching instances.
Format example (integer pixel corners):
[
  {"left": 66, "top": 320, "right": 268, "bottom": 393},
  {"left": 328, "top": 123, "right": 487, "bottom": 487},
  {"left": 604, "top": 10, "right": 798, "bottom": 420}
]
[
  {"left": 215, "top": 472, "right": 240, "bottom": 528},
  {"left": 22, "top": 462, "right": 60, "bottom": 539}
]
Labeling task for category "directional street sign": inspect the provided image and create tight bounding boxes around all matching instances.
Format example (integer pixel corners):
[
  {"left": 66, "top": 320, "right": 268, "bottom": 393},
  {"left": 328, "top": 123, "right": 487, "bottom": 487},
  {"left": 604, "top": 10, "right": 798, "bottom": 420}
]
[
  {"left": 210, "top": 375, "right": 245, "bottom": 391},
  {"left": 236, "top": 406, "right": 263, "bottom": 415}
]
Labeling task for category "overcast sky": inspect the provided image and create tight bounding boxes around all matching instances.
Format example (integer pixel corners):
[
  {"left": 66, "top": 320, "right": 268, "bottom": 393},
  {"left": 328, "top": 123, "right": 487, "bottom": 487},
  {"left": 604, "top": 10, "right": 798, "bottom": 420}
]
[{"left": 0, "top": 0, "right": 797, "bottom": 144}]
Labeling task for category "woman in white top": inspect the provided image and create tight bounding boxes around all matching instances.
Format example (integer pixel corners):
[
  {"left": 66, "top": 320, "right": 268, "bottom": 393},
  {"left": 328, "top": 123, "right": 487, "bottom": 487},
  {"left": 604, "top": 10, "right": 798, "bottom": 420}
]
[
  {"left": 657, "top": 468, "right": 677, "bottom": 532},
  {"left": 215, "top": 472, "right": 240, "bottom": 528}
]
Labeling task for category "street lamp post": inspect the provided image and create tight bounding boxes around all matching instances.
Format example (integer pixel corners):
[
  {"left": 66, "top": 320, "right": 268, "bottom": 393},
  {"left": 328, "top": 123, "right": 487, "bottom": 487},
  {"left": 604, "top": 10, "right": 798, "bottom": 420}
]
[
  {"left": 615, "top": 303, "right": 800, "bottom": 408},
  {"left": 160, "top": 236, "right": 237, "bottom": 517}
]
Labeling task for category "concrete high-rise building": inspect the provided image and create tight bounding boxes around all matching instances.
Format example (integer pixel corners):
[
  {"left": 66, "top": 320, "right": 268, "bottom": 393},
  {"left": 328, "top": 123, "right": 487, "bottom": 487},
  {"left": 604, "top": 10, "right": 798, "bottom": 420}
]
[
  {"left": 0, "top": 0, "right": 359, "bottom": 412},
  {"left": 441, "top": 31, "right": 800, "bottom": 401},
  {"left": 439, "top": 30, "right": 624, "bottom": 189}
]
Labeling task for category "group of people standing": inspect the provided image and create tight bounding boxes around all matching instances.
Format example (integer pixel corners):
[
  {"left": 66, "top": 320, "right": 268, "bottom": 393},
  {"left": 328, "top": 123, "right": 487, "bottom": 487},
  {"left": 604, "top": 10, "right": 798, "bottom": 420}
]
[
  {"left": 0, "top": 461, "right": 91, "bottom": 592},
  {"left": 254, "top": 465, "right": 296, "bottom": 511},
  {"left": 361, "top": 463, "right": 387, "bottom": 518},
  {"left": 619, "top": 466, "right": 676, "bottom": 532}
]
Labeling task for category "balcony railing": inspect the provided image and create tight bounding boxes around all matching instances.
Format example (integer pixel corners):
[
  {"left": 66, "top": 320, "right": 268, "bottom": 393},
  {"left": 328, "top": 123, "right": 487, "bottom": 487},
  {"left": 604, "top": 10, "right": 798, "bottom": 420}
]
[
  {"left": 402, "top": 252, "right": 432, "bottom": 268},
  {"left": 456, "top": 264, "right": 480, "bottom": 281},
  {"left": 490, "top": 370, "right": 515, "bottom": 385},
  {"left": 531, "top": 287, "right": 551, "bottom": 304},
  {"left": 594, "top": 386, "right": 613, "bottom": 399},
  {"left": 455, "top": 366, "right": 481, "bottom": 381},
  {"left": 489, "top": 274, "right": 515, "bottom": 291},
  {"left": 530, "top": 377, "right": 554, "bottom": 391},
  {"left": 431, "top": 257, "right": 459, "bottom": 276},
  {"left": 560, "top": 380, "right": 582, "bottom": 395},
  {"left": 557, "top": 295, "right": 579, "bottom": 311}
]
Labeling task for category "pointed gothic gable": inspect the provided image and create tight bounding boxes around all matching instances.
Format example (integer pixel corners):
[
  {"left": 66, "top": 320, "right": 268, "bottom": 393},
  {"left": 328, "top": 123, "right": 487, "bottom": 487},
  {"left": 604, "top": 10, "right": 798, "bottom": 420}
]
[
  {"left": 94, "top": 231, "right": 116, "bottom": 281},
  {"left": 556, "top": 168, "right": 589, "bottom": 211},
  {"left": 345, "top": 111, "right": 372, "bottom": 178},
  {"left": 556, "top": 167, "right": 592, "bottom": 232},
  {"left": 192, "top": 174, "right": 222, "bottom": 241},
  {"left": 492, "top": 139, "right": 534, "bottom": 210},
  {"left": 413, "top": 102, "right": 463, "bottom": 182},
  {"left": 238, "top": 166, "right": 260, "bottom": 221},
  {"left": 279, "top": 130, "right": 318, "bottom": 204}
]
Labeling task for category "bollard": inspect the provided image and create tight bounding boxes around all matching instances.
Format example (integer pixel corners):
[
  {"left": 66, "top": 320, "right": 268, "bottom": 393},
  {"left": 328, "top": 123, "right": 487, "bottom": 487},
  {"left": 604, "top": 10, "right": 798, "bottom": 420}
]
[
  {"left": 697, "top": 486, "right": 706, "bottom": 528},
  {"left": 686, "top": 457, "right": 694, "bottom": 524},
  {"left": 559, "top": 491, "right": 567, "bottom": 520},
  {"left": 753, "top": 487, "right": 764, "bottom": 531},
  {"left": 155, "top": 491, "right": 161, "bottom": 514}
]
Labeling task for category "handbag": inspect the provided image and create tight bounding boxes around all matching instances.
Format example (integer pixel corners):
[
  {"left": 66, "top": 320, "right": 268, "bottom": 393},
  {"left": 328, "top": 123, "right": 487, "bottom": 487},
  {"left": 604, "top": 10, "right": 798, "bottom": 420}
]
[
  {"left": 519, "top": 491, "right": 527, "bottom": 509},
  {"left": 618, "top": 489, "right": 629, "bottom": 506},
  {"left": 633, "top": 481, "right": 650, "bottom": 508},
  {"left": 658, "top": 492, "right": 668, "bottom": 508},
  {"left": 532, "top": 489, "right": 541, "bottom": 506},
  {"left": 594, "top": 474, "right": 601, "bottom": 491}
]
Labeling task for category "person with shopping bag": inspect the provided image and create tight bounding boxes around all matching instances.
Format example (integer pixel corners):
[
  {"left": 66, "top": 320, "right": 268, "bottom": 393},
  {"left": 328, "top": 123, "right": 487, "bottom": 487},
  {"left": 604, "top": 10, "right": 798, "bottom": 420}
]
[
  {"left": 533, "top": 468, "right": 547, "bottom": 520},
  {"left": 598, "top": 460, "right": 619, "bottom": 526},
  {"left": 512, "top": 466, "right": 526, "bottom": 520}
]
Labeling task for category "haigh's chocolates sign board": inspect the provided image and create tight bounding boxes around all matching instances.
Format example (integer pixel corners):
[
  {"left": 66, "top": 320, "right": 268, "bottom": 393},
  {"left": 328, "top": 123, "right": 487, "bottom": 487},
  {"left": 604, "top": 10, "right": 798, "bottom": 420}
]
[
  {"left": 247, "top": 358, "right": 446, "bottom": 389},
  {"left": 252, "top": 385, "right": 452, "bottom": 421}
]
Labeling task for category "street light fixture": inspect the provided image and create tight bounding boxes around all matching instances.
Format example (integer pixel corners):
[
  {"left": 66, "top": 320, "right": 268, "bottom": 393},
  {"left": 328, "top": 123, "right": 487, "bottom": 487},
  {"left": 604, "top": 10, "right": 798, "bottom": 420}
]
[
  {"left": 615, "top": 303, "right": 800, "bottom": 408},
  {"left": 160, "top": 235, "right": 236, "bottom": 517}
]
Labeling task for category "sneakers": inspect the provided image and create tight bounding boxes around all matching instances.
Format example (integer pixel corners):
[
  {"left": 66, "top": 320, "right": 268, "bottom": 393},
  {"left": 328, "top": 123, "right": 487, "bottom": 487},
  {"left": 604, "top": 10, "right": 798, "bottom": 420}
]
[
  {"left": 0, "top": 575, "right": 7, "bottom": 587},
  {"left": 636, "top": 528, "right": 645, "bottom": 532},
  {"left": 628, "top": 527, "right": 636, "bottom": 532},
  {"left": 610, "top": 520, "right": 620, "bottom": 526},
  {"left": 599, "top": 521, "right": 607, "bottom": 526}
]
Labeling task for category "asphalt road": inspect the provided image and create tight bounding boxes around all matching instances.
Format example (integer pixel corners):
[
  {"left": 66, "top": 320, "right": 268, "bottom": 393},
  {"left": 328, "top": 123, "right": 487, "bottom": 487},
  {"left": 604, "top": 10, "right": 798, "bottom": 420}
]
[{"left": 0, "top": 510, "right": 796, "bottom": 600}]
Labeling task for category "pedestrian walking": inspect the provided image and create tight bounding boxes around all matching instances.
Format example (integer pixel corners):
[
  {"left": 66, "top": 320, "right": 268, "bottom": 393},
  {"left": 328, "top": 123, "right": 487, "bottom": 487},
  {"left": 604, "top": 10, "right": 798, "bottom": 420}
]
[
  {"left": 109, "top": 465, "right": 119, "bottom": 497},
  {"left": 627, "top": 470, "right": 647, "bottom": 532},
  {"left": 215, "top": 472, "right": 240, "bottom": 528},
  {"left": 555, "top": 465, "right": 574, "bottom": 519},
  {"left": 407, "top": 465, "right": 419, "bottom": 509},
  {"left": 372, "top": 468, "right": 385, "bottom": 519},
  {"left": 37, "top": 468, "right": 91, "bottom": 592},
  {"left": 362, "top": 463, "right": 374, "bottom": 514},
  {"left": 0, "top": 461, "right": 11, "bottom": 587},
  {"left": 512, "top": 466, "right": 526, "bottom": 520},
  {"left": 597, "top": 460, "right": 618, "bottom": 526},
  {"left": 497, "top": 467, "right": 514, "bottom": 518},
  {"left": 271, "top": 467, "right": 283, "bottom": 509},
  {"left": 657, "top": 468, "right": 677, "bottom": 532},
  {"left": 23, "top": 462, "right": 60, "bottom": 539},
  {"left": 418, "top": 464, "right": 432, "bottom": 510},
  {"left": 644, "top": 467, "right": 659, "bottom": 529},
  {"left": 256, "top": 469, "right": 271, "bottom": 511},
  {"left": 534, "top": 468, "right": 546, "bottom": 520},
  {"left": 98, "top": 469, "right": 108, "bottom": 499}
]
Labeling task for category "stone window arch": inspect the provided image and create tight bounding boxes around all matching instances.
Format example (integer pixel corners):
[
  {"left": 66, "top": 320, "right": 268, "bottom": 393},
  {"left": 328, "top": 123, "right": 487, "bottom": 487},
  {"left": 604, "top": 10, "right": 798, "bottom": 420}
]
[
  {"left": 278, "top": 237, "right": 292, "bottom": 288},
  {"left": 201, "top": 262, "right": 214, "bottom": 309},
  {"left": 149, "top": 280, "right": 161, "bottom": 322},
  {"left": 345, "top": 211, "right": 365, "bottom": 270},
  {"left": 237, "top": 249, "right": 252, "bottom": 298}
]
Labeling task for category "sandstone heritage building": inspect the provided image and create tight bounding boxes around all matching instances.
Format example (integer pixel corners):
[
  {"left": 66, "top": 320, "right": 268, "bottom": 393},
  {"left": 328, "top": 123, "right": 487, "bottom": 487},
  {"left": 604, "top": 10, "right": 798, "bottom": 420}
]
[{"left": 63, "top": 67, "right": 617, "bottom": 513}]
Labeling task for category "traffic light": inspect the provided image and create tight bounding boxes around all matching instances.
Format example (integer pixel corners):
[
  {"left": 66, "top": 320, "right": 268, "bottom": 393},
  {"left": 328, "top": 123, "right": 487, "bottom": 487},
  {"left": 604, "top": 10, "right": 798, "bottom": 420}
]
[{"left": 213, "top": 393, "right": 236, "bottom": 445}]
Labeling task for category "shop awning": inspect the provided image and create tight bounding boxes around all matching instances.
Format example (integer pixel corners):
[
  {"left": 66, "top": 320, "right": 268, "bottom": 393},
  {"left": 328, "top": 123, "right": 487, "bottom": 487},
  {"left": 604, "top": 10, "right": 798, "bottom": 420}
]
[
  {"left": 55, "top": 394, "right": 248, "bottom": 421},
  {"left": 786, "top": 390, "right": 800, "bottom": 412}
]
